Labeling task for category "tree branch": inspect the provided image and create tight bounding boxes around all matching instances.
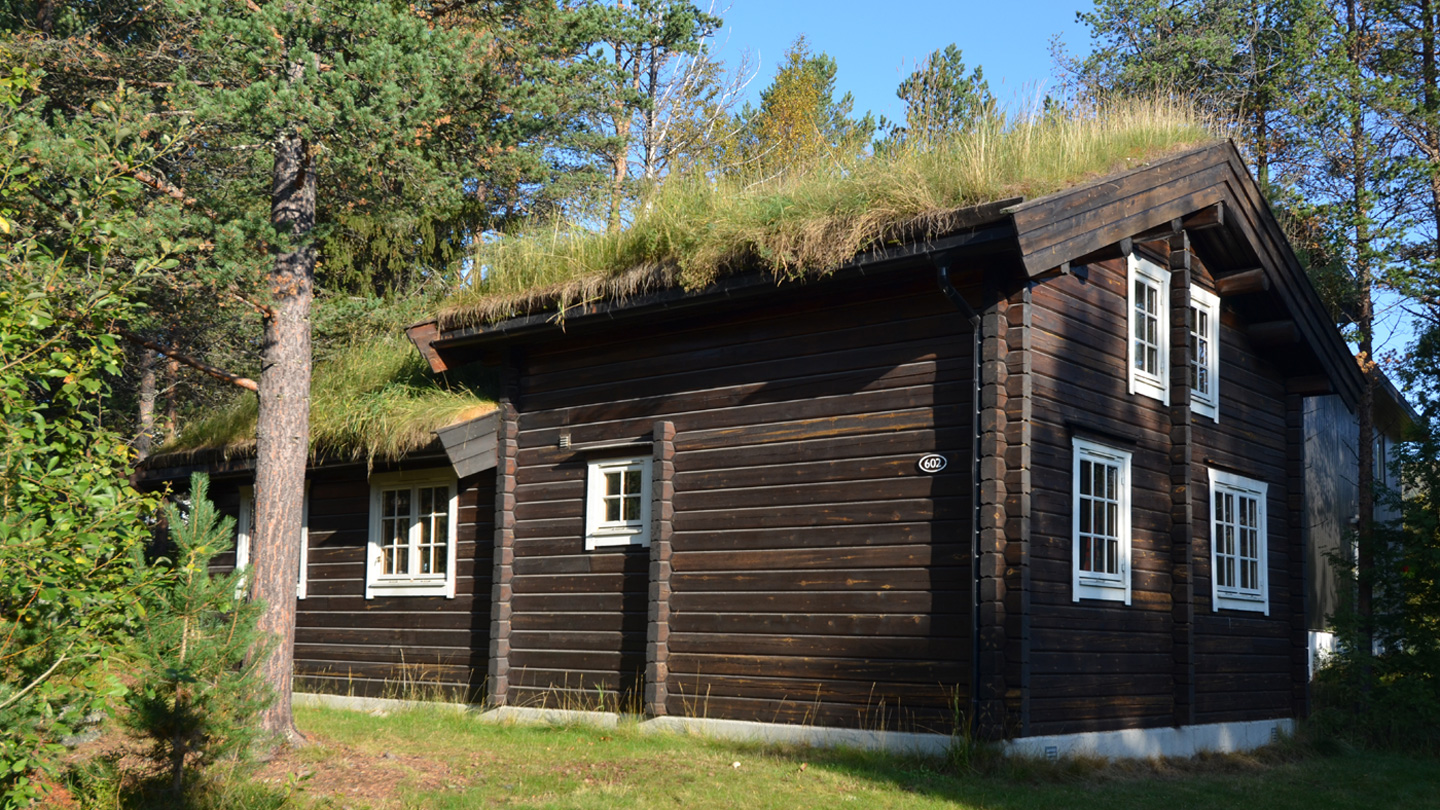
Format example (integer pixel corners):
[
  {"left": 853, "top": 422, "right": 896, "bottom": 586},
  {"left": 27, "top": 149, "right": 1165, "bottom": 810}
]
[{"left": 114, "top": 328, "right": 258, "bottom": 392}]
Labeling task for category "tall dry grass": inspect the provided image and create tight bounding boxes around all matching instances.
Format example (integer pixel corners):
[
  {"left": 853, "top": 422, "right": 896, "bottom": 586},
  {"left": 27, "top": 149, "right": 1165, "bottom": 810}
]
[
  {"left": 440, "top": 95, "right": 1220, "bottom": 329},
  {"left": 163, "top": 333, "right": 494, "bottom": 460}
]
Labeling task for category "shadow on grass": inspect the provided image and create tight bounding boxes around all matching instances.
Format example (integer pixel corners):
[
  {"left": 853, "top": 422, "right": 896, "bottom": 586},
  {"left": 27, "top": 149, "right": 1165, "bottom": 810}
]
[{"left": 58, "top": 757, "right": 307, "bottom": 810}]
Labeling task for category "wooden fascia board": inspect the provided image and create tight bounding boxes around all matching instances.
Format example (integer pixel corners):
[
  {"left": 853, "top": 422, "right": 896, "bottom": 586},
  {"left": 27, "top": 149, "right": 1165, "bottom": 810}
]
[
  {"left": 434, "top": 218, "right": 1019, "bottom": 351},
  {"left": 1009, "top": 139, "right": 1363, "bottom": 412},
  {"left": 1010, "top": 144, "right": 1232, "bottom": 277},
  {"left": 434, "top": 410, "right": 500, "bottom": 478},
  {"left": 1213, "top": 146, "right": 1364, "bottom": 410}
]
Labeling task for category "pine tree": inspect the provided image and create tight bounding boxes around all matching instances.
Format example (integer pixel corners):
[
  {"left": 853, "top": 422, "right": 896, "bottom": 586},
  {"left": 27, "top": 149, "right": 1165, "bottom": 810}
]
[
  {"left": 882, "top": 45, "right": 994, "bottom": 148},
  {"left": 125, "top": 473, "right": 270, "bottom": 794}
]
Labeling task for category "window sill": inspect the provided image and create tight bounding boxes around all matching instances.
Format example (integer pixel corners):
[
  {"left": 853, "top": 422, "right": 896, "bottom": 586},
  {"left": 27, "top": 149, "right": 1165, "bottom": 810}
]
[
  {"left": 585, "top": 532, "right": 650, "bottom": 551},
  {"left": 1075, "top": 579, "right": 1129, "bottom": 604},
  {"left": 366, "top": 577, "right": 453, "bottom": 599},
  {"left": 1215, "top": 593, "right": 1268, "bottom": 615}
]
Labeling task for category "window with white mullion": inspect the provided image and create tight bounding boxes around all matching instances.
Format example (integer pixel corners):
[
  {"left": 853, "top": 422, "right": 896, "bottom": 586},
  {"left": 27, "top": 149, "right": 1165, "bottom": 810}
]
[
  {"left": 1072, "top": 437, "right": 1132, "bottom": 604},
  {"left": 585, "top": 456, "right": 652, "bottom": 550},
  {"left": 367, "top": 470, "right": 459, "bottom": 598},
  {"left": 416, "top": 485, "right": 449, "bottom": 577},
  {"left": 236, "top": 484, "right": 309, "bottom": 600},
  {"left": 1189, "top": 285, "right": 1220, "bottom": 421},
  {"left": 1209, "top": 468, "right": 1268, "bottom": 614},
  {"left": 1127, "top": 254, "right": 1171, "bottom": 404}
]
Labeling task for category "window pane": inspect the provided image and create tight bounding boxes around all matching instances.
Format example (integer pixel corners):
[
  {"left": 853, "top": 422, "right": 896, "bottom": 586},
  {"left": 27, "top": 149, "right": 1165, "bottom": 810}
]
[
  {"left": 383, "top": 489, "right": 397, "bottom": 518},
  {"left": 605, "top": 496, "right": 620, "bottom": 522},
  {"left": 395, "top": 546, "right": 409, "bottom": 575},
  {"left": 395, "top": 489, "right": 411, "bottom": 518},
  {"left": 622, "top": 494, "right": 640, "bottom": 521},
  {"left": 1079, "top": 460, "right": 1092, "bottom": 496},
  {"left": 605, "top": 471, "right": 621, "bottom": 496},
  {"left": 624, "top": 470, "right": 641, "bottom": 495},
  {"left": 435, "top": 543, "right": 447, "bottom": 577},
  {"left": 420, "top": 486, "right": 433, "bottom": 515}
]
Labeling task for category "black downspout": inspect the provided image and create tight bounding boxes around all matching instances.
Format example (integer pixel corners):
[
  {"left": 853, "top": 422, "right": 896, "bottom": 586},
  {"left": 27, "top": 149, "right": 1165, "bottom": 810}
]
[{"left": 937, "top": 261, "right": 985, "bottom": 735}]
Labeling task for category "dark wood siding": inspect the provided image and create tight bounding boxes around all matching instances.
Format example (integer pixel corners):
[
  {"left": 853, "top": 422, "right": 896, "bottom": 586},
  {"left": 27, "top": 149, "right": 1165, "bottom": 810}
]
[
  {"left": 1027, "top": 259, "right": 1176, "bottom": 736},
  {"left": 507, "top": 268, "right": 975, "bottom": 731},
  {"left": 1191, "top": 311, "right": 1296, "bottom": 724},
  {"left": 1027, "top": 256, "right": 1299, "bottom": 735},
  {"left": 210, "top": 465, "right": 494, "bottom": 702}
]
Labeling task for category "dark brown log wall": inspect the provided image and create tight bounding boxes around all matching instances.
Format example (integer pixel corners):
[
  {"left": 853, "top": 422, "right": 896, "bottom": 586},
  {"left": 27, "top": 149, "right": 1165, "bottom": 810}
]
[
  {"left": 209, "top": 464, "right": 494, "bottom": 702},
  {"left": 1190, "top": 311, "right": 1296, "bottom": 724},
  {"left": 1027, "top": 255, "right": 1298, "bottom": 736},
  {"left": 506, "top": 268, "right": 976, "bottom": 731}
]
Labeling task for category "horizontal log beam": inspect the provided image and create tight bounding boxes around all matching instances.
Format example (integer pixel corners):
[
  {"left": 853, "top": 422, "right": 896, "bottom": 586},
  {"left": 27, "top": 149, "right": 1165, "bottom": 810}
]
[
  {"left": 1182, "top": 202, "right": 1225, "bottom": 232},
  {"left": 1247, "top": 320, "right": 1300, "bottom": 347},
  {"left": 1070, "top": 236, "right": 1134, "bottom": 268},
  {"left": 1133, "top": 218, "right": 1183, "bottom": 242},
  {"left": 1287, "top": 375, "right": 1333, "bottom": 396},
  {"left": 1214, "top": 267, "right": 1269, "bottom": 296}
]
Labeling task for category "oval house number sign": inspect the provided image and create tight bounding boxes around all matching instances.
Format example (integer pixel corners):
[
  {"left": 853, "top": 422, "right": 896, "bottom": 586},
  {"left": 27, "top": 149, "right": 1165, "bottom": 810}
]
[{"left": 917, "top": 453, "right": 947, "bottom": 474}]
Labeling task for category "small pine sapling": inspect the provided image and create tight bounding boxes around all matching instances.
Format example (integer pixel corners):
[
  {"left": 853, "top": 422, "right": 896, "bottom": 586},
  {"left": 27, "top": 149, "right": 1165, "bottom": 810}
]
[{"left": 124, "top": 473, "right": 272, "bottom": 793}]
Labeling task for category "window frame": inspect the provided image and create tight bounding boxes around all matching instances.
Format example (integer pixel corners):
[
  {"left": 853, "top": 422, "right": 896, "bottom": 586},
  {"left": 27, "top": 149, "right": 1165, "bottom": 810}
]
[
  {"left": 366, "top": 470, "right": 459, "bottom": 599},
  {"left": 1072, "top": 437, "right": 1133, "bottom": 605},
  {"left": 584, "top": 456, "right": 652, "bottom": 550},
  {"left": 1208, "top": 468, "right": 1269, "bottom": 615},
  {"left": 1189, "top": 284, "right": 1221, "bottom": 422},
  {"left": 1128, "top": 253, "right": 1171, "bottom": 405},
  {"left": 236, "top": 483, "right": 310, "bottom": 600}
]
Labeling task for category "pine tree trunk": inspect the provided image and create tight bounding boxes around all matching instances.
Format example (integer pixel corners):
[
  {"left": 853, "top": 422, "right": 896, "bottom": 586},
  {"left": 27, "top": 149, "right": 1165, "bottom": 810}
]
[
  {"left": 251, "top": 119, "right": 314, "bottom": 742},
  {"left": 1347, "top": 0, "right": 1377, "bottom": 676},
  {"left": 136, "top": 350, "right": 157, "bottom": 461},
  {"left": 164, "top": 356, "right": 179, "bottom": 442}
]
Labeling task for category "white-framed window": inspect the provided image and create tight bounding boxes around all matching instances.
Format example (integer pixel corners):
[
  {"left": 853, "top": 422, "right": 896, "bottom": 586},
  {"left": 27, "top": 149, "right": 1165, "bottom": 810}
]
[
  {"left": 1208, "top": 468, "right": 1268, "bottom": 614},
  {"left": 237, "top": 484, "right": 310, "bottom": 600},
  {"left": 366, "top": 470, "right": 459, "bottom": 599},
  {"left": 1128, "top": 253, "right": 1171, "bottom": 404},
  {"left": 1072, "top": 437, "right": 1132, "bottom": 604},
  {"left": 1189, "top": 285, "right": 1220, "bottom": 421},
  {"left": 585, "top": 456, "right": 651, "bottom": 550}
]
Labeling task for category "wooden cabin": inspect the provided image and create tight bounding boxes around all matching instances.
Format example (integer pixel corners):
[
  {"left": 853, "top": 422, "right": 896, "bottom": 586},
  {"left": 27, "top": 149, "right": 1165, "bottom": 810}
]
[{"left": 142, "top": 140, "right": 1394, "bottom": 757}]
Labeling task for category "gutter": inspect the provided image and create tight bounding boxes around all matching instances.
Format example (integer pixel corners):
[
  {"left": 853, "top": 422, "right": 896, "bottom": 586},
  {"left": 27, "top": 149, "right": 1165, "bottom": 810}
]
[{"left": 935, "top": 260, "right": 985, "bottom": 737}]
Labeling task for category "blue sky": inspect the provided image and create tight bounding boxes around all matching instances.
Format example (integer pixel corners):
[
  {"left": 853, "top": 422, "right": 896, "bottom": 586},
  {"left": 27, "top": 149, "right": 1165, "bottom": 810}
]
[
  {"left": 710, "top": 1, "right": 1095, "bottom": 122},
  {"left": 705, "top": 2, "right": 1417, "bottom": 360}
]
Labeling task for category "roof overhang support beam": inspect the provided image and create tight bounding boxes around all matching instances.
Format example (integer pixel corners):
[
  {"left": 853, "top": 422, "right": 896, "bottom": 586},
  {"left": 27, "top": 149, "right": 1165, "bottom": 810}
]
[
  {"left": 1287, "top": 375, "right": 1334, "bottom": 396},
  {"left": 1182, "top": 202, "right": 1226, "bottom": 232},
  {"left": 1247, "top": 320, "right": 1300, "bottom": 348},
  {"left": 1215, "top": 267, "right": 1270, "bottom": 297}
]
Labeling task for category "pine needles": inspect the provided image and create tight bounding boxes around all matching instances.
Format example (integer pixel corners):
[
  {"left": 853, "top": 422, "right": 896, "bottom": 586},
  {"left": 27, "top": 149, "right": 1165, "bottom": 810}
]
[{"left": 440, "top": 95, "right": 1218, "bottom": 329}]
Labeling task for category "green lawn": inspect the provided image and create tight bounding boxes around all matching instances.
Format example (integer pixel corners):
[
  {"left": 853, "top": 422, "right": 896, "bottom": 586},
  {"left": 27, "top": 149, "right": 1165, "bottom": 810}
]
[{"left": 234, "top": 705, "right": 1440, "bottom": 810}]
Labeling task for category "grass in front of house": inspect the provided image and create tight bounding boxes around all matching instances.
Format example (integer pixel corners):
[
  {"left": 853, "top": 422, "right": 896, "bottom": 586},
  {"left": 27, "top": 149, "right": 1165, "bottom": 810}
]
[
  {"left": 439, "top": 95, "right": 1216, "bottom": 330},
  {"left": 245, "top": 704, "right": 1440, "bottom": 810}
]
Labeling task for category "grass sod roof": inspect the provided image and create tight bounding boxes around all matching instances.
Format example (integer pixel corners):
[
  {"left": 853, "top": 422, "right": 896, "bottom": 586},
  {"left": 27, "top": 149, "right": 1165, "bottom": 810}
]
[
  {"left": 439, "top": 96, "right": 1219, "bottom": 331},
  {"left": 158, "top": 333, "right": 495, "bottom": 463}
]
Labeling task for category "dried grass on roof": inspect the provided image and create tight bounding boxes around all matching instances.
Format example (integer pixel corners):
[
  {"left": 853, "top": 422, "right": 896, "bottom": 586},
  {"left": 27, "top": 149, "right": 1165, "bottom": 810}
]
[
  {"left": 160, "top": 333, "right": 495, "bottom": 461},
  {"left": 439, "top": 95, "right": 1219, "bottom": 330}
]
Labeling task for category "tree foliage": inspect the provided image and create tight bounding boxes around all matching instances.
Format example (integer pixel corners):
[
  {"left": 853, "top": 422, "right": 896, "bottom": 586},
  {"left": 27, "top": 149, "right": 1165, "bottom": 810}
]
[
  {"left": 124, "top": 474, "right": 271, "bottom": 794},
  {"left": 881, "top": 44, "right": 994, "bottom": 148},
  {"left": 0, "top": 66, "right": 169, "bottom": 808},
  {"left": 731, "top": 37, "right": 875, "bottom": 176}
]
